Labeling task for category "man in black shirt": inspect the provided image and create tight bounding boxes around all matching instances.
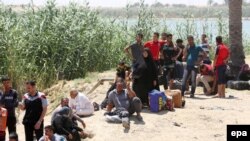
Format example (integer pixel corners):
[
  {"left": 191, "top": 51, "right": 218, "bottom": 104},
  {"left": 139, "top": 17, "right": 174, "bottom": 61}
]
[
  {"left": 0, "top": 76, "right": 18, "bottom": 136},
  {"left": 19, "top": 80, "right": 48, "bottom": 141}
]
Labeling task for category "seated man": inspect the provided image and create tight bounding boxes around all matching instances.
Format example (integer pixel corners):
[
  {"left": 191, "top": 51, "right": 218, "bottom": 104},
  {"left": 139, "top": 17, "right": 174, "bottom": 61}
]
[
  {"left": 53, "top": 107, "right": 91, "bottom": 141},
  {"left": 51, "top": 98, "right": 86, "bottom": 128},
  {"left": 69, "top": 89, "right": 94, "bottom": 117},
  {"left": 196, "top": 64, "right": 215, "bottom": 95},
  {"left": 39, "top": 125, "right": 66, "bottom": 141},
  {"left": 100, "top": 62, "right": 130, "bottom": 109},
  {"left": 237, "top": 64, "right": 250, "bottom": 81},
  {"left": 106, "top": 78, "right": 142, "bottom": 129}
]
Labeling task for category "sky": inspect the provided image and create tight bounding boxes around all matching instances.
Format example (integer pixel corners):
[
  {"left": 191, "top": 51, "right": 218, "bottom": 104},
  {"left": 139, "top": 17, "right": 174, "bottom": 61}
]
[{"left": 1, "top": 0, "right": 229, "bottom": 7}]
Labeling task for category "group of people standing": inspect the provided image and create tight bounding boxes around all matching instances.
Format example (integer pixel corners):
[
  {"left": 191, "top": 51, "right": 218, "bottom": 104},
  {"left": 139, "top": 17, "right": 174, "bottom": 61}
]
[{"left": 125, "top": 32, "right": 230, "bottom": 106}]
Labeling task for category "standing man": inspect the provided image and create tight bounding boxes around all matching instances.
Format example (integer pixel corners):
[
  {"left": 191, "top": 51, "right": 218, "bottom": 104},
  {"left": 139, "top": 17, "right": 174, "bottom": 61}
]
[
  {"left": 19, "top": 80, "right": 48, "bottom": 141},
  {"left": 144, "top": 32, "right": 161, "bottom": 68},
  {"left": 0, "top": 76, "right": 18, "bottom": 136},
  {"left": 201, "top": 34, "right": 212, "bottom": 64},
  {"left": 213, "top": 36, "right": 230, "bottom": 98},
  {"left": 124, "top": 33, "right": 145, "bottom": 79},
  {"left": 182, "top": 35, "right": 205, "bottom": 98},
  {"left": 161, "top": 33, "right": 182, "bottom": 90}
]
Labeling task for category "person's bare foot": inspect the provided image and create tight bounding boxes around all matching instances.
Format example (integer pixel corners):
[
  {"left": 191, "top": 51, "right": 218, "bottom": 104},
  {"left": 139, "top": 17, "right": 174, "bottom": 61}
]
[
  {"left": 213, "top": 94, "right": 220, "bottom": 98},
  {"left": 205, "top": 90, "right": 212, "bottom": 95}
]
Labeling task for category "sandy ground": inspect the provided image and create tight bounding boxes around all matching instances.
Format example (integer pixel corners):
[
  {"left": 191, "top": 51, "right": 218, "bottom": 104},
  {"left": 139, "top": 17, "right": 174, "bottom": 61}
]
[{"left": 12, "top": 69, "right": 250, "bottom": 141}]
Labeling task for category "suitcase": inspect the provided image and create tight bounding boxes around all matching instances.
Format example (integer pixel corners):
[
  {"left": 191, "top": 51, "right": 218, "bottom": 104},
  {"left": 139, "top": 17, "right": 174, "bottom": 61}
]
[
  {"left": 165, "top": 90, "right": 182, "bottom": 108},
  {"left": 148, "top": 90, "right": 166, "bottom": 112}
]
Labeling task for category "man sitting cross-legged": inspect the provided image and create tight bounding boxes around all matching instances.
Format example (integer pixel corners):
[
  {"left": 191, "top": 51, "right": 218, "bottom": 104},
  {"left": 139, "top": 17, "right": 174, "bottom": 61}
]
[{"left": 105, "top": 77, "right": 143, "bottom": 129}]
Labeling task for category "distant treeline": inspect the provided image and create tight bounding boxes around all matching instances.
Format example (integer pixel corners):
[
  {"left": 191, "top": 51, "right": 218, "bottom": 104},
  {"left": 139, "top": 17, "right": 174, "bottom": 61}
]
[{"left": 97, "top": 5, "right": 250, "bottom": 18}]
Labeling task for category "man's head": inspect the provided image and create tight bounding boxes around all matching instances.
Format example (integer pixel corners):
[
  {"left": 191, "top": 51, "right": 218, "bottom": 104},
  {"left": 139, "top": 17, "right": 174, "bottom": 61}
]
[
  {"left": 153, "top": 32, "right": 159, "bottom": 42},
  {"left": 58, "top": 106, "right": 71, "bottom": 117},
  {"left": 61, "top": 98, "right": 69, "bottom": 107},
  {"left": 44, "top": 125, "right": 54, "bottom": 137},
  {"left": 136, "top": 33, "right": 143, "bottom": 42},
  {"left": 200, "top": 64, "right": 207, "bottom": 72},
  {"left": 1, "top": 76, "right": 11, "bottom": 90},
  {"left": 166, "top": 33, "right": 173, "bottom": 43},
  {"left": 176, "top": 39, "right": 183, "bottom": 46},
  {"left": 201, "top": 34, "right": 207, "bottom": 43},
  {"left": 187, "top": 35, "right": 195, "bottom": 46},
  {"left": 161, "top": 32, "right": 167, "bottom": 40},
  {"left": 116, "top": 77, "right": 125, "bottom": 92},
  {"left": 70, "top": 89, "right": 78, "bottom": 99},
  {"left": 9, "top": 132, "right": 18, "bottom": 141},
  {"left": 26, "top": 80, "right": 36, "bottom": 94},
  {"left": 216, "top": 36, "right": 223, "bottom": 45}
]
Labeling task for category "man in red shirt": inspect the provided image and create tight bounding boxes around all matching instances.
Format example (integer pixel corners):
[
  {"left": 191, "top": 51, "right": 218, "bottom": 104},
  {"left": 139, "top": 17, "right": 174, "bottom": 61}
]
[
  {"left": 144, "top": 32, "right": 161, "bottom": 64},
  {"left": 196, "top": 64, "right": 215, "bottom": 95},
  {"left": 213, "top": 36, "right": 230, "bottom": 98}
]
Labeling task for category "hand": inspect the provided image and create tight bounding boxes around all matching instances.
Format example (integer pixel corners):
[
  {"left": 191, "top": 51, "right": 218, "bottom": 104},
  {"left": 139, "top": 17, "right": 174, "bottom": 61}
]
[
  {"left": 18, "top": 103, "right": 25, "bottom": 110},
  {"left": 68, "top": 134, "right": 73, "bottom": 140},
  {"left": 44, "top": 136, "right": 49, "bottom": 141},
  {"left": 223, "top": 60, "right": 228, "bottom": 64},
  {"left": 34, "top": 121, "right": 41, "bottom": 130},
  {"left": 82, "top": 121, "right": 86, "bottom": 128},
  {"left": 172, "top": 57, "right": 176, "bottom": 61},
  {"left": 153, "top": 80, "right": 157, "bottom": 86},
  {"left": 182, "top": 57, "right": 186, "bottom": 61}
]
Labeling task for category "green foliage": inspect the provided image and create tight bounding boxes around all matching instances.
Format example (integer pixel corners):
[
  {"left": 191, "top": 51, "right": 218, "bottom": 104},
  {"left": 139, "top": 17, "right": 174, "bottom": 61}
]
[{"left": 0, "top": 0, "right": 249, "bottom": 92}]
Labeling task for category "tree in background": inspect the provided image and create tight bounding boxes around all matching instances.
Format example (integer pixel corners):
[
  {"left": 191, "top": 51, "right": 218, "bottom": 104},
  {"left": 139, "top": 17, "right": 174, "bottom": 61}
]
[{"left": 229, "top": 0, "right": 245, "bottom": 76}]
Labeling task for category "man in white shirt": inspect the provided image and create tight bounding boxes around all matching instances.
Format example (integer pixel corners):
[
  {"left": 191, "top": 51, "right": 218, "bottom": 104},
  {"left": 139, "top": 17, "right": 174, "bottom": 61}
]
[{"left": 69, "top": 89, "right": 94, "bottom": 117}]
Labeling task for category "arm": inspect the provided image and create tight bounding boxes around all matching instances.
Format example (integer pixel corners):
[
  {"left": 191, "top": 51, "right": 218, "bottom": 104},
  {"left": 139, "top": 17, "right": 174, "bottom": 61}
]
[
  {"left": 174, "top": 47, "right": 182, "bottom": 60},
  {"left": 126, "top": 83, "right": 136, "bottom": 98},
  {"left": 73, "top": 114, "right": 85, "bottom": 128},
  {"left": 213, "top": 47, "right": 219, "bottom": 69},
  {"left": 124, "top": 46, "right": 133, "bottom": 60},
  {"left": 13, "top": 91, "right": 19, "bottom": 107},
  {"left": 182, "top": 47, "right": 188, "bottom": 61},
  {"left": 107, "top": 92, "right": 114, "bottom": 112},
  {"left": 35, "top": 95, "right": 48, "bottom": 129}
]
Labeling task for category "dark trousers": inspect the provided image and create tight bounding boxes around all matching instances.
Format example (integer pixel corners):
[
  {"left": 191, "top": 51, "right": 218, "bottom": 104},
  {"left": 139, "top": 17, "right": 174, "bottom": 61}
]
[
  {"left": 7, "top": 116, "right": 16, "bottom": 134},
  {"left": 24, "top": 122, "right": 44, "bottom": 141},
  {"left": 128, "top": 97, "right": 142, "bottom": 115},
  {"left": 163, "top": 67, "right": 175, "bottom": 89},
  {"left": 0, "top": 131, "right": 5, "bottom": 141},
  {"left": 181, "top": 66, "right": 198, "bottom": 96}
]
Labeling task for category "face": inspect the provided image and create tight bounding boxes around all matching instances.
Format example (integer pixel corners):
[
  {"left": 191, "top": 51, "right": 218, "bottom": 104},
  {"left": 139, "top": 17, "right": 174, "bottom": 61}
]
[
  {"left": 61, "top": 98, "right": 69, "bottom": 107},
  {"left": 116, "top": 80, "right": 124, "bottom": 92},
  {"left": 70, "top": 91, "right": 77, "bottom": 99},
  {"left": 177, "top": 42, "right": 183, "bottom": 47},
  {"left": 167, "top": 36, "right": 172, "bottom": 43},
  {"left": 45, "top": 128, "right": 53, "bottom": 137},
  {"left": 136, "top": 35, "right": 142, "bottom": 42},
  {"left": 143, "top": 50, "right": 149, "bottom": 58},
  {"left": 26, "top": 84, "right": 35, "bottom": 93},
  {"left": 161, "top": 34, "right": 167, "bottom": 40},
  {"left": 3, "top": 80, "right": 11, "bottom": 89},
  {"left": 187, "top": 37, "right": 194, "bottom": 45},
  {"left": 202, "top": 35, "right": 206, "bottom": 42},
  {"left": 201, "top": 67, "right": 206, "bottom": 72},
  {"left": 153, "top": 34, "right": 159, "bottom": 41}
]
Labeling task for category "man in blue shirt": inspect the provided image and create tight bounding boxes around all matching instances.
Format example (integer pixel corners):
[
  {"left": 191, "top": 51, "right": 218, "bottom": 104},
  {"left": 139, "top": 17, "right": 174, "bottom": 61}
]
[{"left": 182, "top": 35, "right": 205, "bottom": 99}]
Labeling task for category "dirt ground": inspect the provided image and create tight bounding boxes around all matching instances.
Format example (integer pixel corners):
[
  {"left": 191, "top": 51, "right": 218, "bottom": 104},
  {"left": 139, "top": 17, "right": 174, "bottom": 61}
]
[{"left": 13, "top": 68, "right": 250, "bottom": 141}]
